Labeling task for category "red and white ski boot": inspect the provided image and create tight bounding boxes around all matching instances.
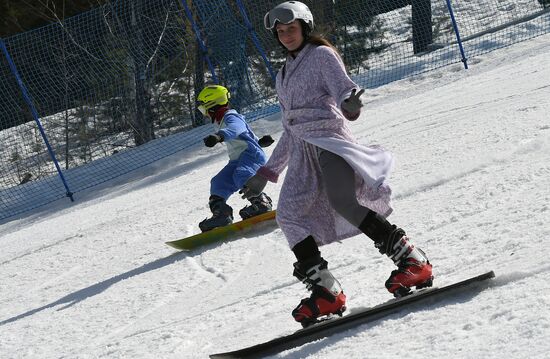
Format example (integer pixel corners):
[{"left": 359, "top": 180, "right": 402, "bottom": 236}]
[
  {"left": 383, "top": 234, "right": 433, "bottom": 297},
  {"left": 358, "top": 212, "right": 433, "bottom": 297},
  {"left": 292, "top": 257, "right": 347, "bottom": 327}
]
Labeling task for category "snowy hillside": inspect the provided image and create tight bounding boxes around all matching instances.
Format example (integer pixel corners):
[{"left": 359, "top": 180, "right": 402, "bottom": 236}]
[{"left": 1, "top": 32, "right": 549, "bottom": 359}]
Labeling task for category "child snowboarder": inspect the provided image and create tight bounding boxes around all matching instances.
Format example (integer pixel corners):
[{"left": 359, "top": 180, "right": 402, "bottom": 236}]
[{"left": 197, "top": 85, "right": 274, "bottom": 232}]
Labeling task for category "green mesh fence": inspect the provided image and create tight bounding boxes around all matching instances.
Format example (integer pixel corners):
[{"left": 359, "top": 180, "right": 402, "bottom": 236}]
[{"left": 0, "top": 0, "right": 549, "bottom": 221}]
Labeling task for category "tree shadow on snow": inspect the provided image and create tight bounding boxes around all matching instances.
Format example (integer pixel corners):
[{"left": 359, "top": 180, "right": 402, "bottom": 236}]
[{"left": 0, "top": 251, "right": 188, "bottom": 326}]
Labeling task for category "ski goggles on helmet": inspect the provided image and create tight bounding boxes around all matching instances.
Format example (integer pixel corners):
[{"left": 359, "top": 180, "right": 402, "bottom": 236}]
[
  {"left": 197, "top": 102, "right": 211, "bottom": 116},
  {"left": 264, "top": 7, "right": 300, "bottom": 30},
  {"left": 197, "top": 98, "right": 227, "bottom": 116}
]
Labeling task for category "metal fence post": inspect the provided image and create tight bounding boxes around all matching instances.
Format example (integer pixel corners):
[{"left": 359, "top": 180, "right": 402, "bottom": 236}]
[
  {"left": 0, "top": 38, "right": 74, "bottom": 201},
  {"left": 234, "top": 0, "right": 277, "bottom": 82},
  {"left": 445, "top": 0, "right": 469, "bottom": 69},
  {"left": 179, "top": 0, "right": 219, "bottom": 83}
]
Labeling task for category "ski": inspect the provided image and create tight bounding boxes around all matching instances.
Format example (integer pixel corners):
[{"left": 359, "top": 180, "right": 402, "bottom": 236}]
[
  {"left": 210, "top": 271, "right": 495, "bottom": 359},
  {"left": 166, "top": 210, "right": 277, "bottom": 251}
]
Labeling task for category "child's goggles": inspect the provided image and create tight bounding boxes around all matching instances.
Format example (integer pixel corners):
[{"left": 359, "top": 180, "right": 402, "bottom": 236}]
[
  {"left": 197, "top": 103, "right": 209, "bottom": 115},
  {"left": 197, "top": 100, "right": 217, "bottom": 116}
]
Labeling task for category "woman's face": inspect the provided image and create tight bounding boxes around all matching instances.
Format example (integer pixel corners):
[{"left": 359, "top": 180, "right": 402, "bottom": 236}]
[{"left": 276, "top": 21, "right": 304, "bottom": 52}]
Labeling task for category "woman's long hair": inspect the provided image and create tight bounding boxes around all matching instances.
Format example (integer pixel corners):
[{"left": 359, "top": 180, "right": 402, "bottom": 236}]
[{"left": 306, "top": 34, "right": 339, "bottom": 56}]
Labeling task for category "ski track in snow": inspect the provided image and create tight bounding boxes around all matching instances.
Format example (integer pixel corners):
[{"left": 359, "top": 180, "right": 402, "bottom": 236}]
[
  {"left": 394, "top": 136, "right": 550, "bottom": 202},
  {"left": 0, "top": 233, "right": 84, "bottom": 266}
]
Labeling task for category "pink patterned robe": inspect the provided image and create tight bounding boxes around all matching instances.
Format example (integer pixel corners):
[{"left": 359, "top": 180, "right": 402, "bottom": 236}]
[{"left": 258, "top": 44, "right": 394, "bottom": 248}]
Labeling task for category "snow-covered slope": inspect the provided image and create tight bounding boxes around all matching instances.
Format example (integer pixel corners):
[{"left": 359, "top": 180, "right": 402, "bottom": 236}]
[{"left": 1, "top": 32, "right": 549, "bottom": 359}]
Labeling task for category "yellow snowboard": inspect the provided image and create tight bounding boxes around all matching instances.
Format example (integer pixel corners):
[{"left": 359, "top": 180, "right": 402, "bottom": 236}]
[{"left": 166, "top": 210, "right": 277, "bottom": 251}]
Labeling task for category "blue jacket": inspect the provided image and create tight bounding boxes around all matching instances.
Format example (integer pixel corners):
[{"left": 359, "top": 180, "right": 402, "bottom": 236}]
[{"left": 215, "top": 110, "right": 265, "bottom": 161}]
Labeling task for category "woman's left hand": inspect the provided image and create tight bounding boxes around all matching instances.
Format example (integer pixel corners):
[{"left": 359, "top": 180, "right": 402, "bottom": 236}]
[
  {"left": 341, "top": 88, "right": 365, "bottom": 115},
  {"left": 240, "top": 174, "right": 268, "bottom": 199}
]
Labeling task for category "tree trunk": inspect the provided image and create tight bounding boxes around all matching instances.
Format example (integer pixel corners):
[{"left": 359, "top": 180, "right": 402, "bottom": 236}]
[
  {"left": 131, "top": 1, "right": 155, "bottom": 146},
  {"left": 412, "top": 0, "right": 433, "bottom": 54},
  {"left": 193, "top": 38, "right": 205, "bottom": 128}
]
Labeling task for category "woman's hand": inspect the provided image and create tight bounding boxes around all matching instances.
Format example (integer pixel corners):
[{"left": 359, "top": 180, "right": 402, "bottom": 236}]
[
  {"left": 240, "top": 174, "right": 268, "bottom": 199},
  {"left": 341, "top": 89, "right": 365, "bottom": 120}
]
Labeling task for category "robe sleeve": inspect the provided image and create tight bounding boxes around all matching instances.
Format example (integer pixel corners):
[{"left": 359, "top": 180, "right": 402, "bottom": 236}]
[
  {"left": 315, "top": 46, "right": 360, "bottom": 114},
  {"left": 257, "top": 128, "right": 291, "bottom": 183}
]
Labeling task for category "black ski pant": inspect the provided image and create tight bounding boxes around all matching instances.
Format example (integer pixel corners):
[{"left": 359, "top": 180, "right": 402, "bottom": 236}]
[
  {"left": 318, "top": 149, "right": 371, "bottom": 227},
  {"left": 292, "top": 148, "right": 380, "bottom": 262}
]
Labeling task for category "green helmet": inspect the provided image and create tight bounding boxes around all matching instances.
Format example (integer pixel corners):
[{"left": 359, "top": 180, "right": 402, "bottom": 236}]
[{"left": 197, "top": 85, "right": 230, "bottom": 115}]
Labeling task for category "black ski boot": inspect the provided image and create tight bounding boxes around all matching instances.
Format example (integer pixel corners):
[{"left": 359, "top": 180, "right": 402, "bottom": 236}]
[
  {"left": 199, "top": 195, "right": 233, "bottom": 232},
  {"left": 239, "top": 192, "right": 272, "bottom": 219}
]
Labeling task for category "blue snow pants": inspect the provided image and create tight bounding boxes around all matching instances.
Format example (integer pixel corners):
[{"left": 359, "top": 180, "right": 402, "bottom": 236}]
[{"left": 211, "top": 150, "right": 267, "bottom": 200}]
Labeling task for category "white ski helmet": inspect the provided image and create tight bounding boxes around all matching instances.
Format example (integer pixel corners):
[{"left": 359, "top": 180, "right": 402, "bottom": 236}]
[{"left": 264, "top": 1, "right": 314, "bottom": 32}]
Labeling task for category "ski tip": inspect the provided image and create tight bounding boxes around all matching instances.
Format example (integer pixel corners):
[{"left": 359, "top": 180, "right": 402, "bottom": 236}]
[{"left": 479, "top": 270, "right": 496, "bottom": 280}]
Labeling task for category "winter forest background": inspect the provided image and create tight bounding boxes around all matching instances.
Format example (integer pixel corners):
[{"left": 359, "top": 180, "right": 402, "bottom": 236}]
[{"left": 0, "top": 0, "right": 549, "bottom": 217}]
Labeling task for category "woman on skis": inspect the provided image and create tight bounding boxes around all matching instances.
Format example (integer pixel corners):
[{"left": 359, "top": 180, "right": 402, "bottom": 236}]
[{"left": 240, "top": 1, "right": 433, "bottom": 326}]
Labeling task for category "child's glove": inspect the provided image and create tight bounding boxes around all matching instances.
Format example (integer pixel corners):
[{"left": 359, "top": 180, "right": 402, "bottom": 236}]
[
  {"left": 239, "top": 174, "right": 268, "bottom": 199},
  {"left": 203, "top": 134, "right": 223, "bottom": 147},
  {"left": 258, "top": 135, "right": 274, "bottom": 148},
  {"left": 341, "top": 88, "right": 365, "bottom": 121}
]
